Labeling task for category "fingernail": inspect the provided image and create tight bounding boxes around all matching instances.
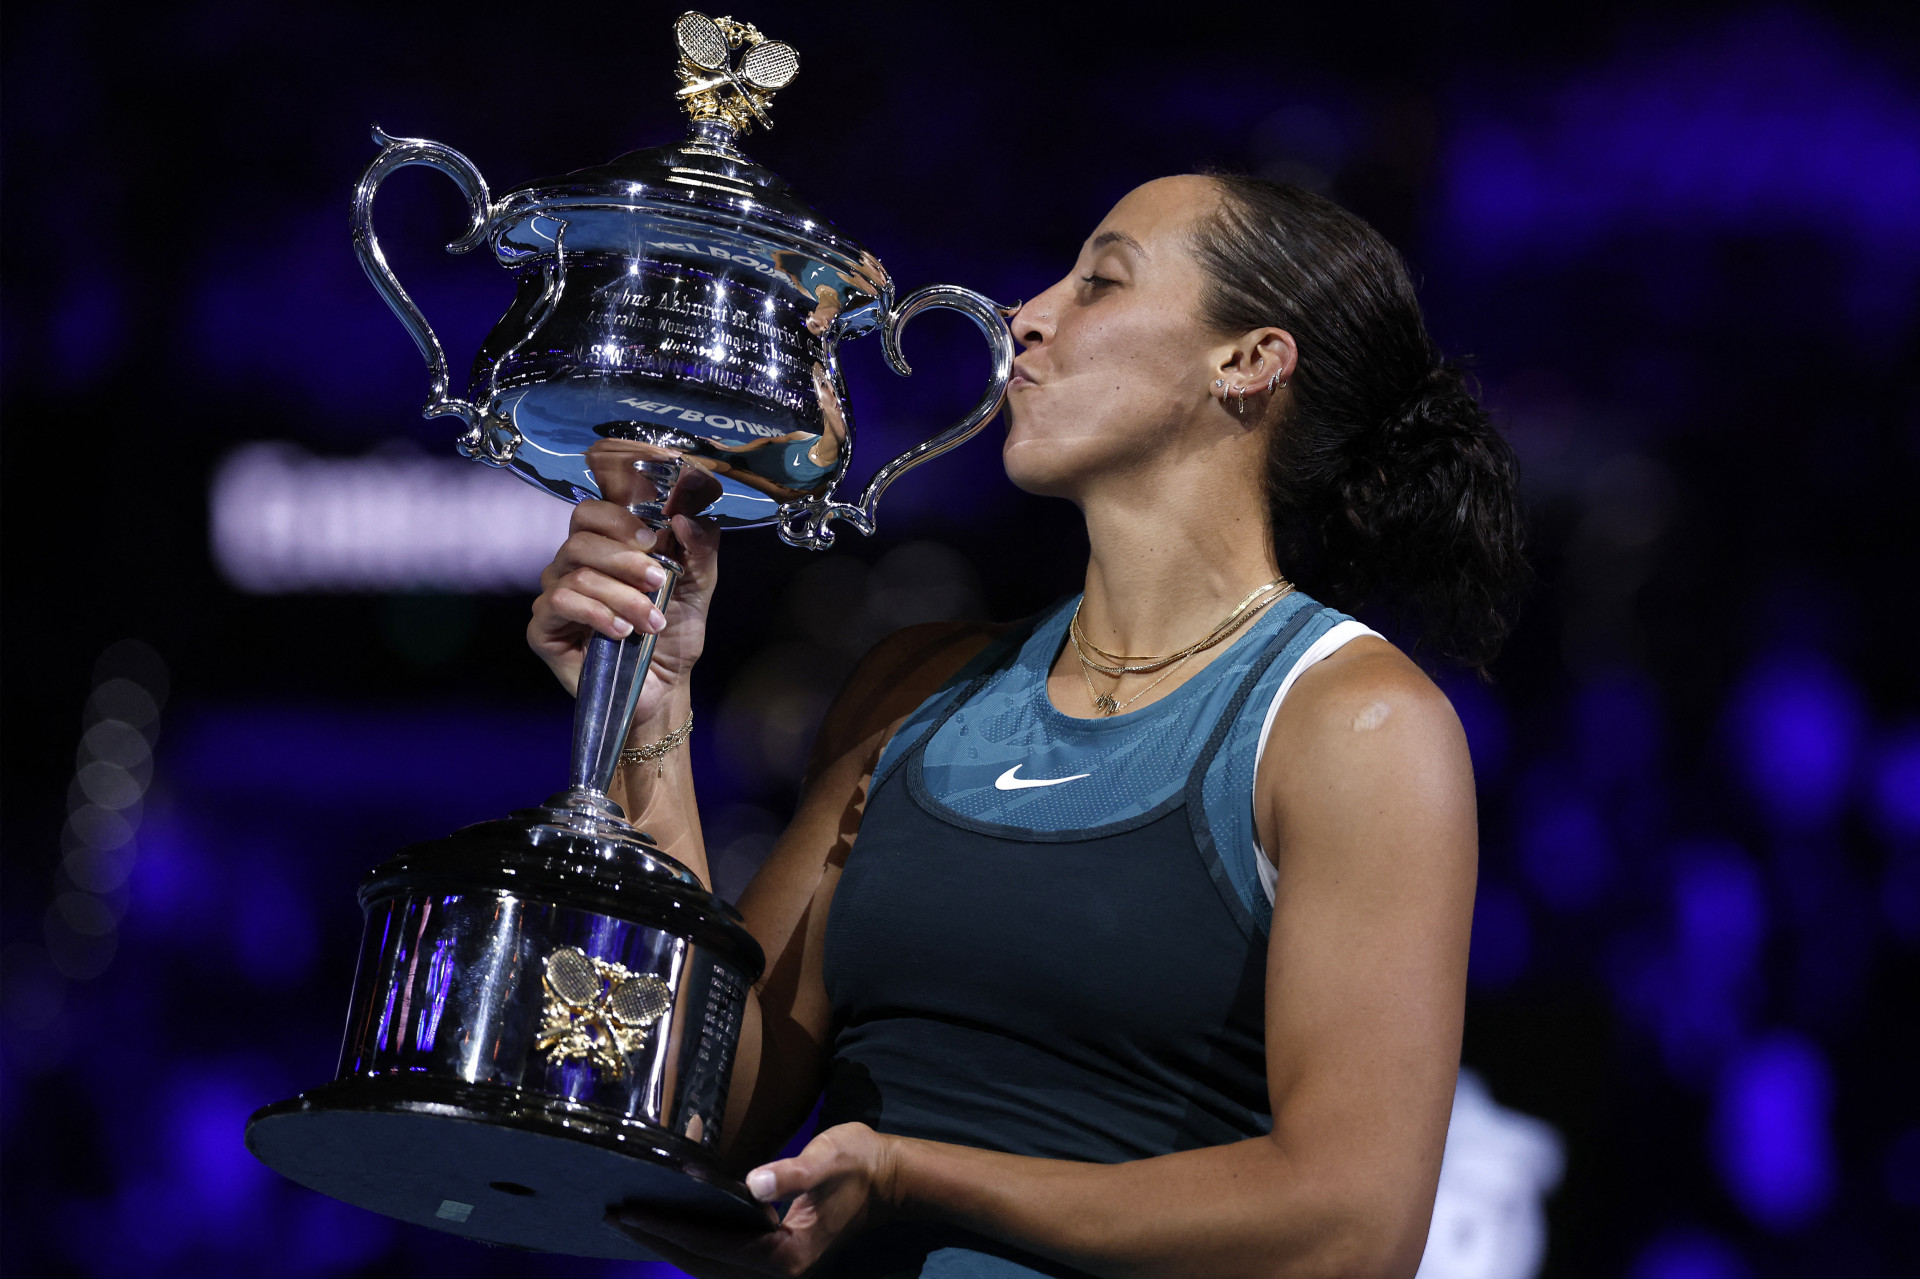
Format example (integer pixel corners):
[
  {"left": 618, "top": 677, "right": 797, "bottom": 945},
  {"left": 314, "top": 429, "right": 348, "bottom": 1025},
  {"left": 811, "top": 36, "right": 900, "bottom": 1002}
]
[
  {"left": 647, "top": 608, "right": 666, "bottom": 633},
  {"left": 611, "top": 617, "right": 633, "bottom": 637},
  {"left": 633, "top": 528, "right": 657, "bottom": 550},
  {"left": 746, "top": 1169, "right": 777, "bottom": 1202},
  {"left": 642, "top": 565, "right": 667, "bottom": 589}
]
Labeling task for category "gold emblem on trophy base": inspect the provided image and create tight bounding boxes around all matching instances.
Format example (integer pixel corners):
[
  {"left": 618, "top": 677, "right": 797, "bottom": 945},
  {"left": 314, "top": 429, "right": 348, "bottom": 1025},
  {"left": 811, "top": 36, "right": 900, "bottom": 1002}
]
[
  {"left": 534, "top": 945, "right": 672, "bottom": 1078},
  {"left": 673, "top": 11, "right": 800, "bottom": 134}
]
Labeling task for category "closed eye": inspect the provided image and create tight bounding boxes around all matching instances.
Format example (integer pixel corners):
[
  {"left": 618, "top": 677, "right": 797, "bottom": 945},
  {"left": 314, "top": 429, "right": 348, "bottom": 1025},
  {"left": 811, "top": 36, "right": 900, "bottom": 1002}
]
[{"left": 1080, "top": 274, "right": 1117, "bottom": 289}]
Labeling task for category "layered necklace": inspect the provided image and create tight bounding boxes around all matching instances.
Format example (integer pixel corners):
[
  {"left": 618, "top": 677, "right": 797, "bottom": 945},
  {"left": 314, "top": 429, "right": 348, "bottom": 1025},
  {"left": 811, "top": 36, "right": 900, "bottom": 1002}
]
[{"left": 1069, "top": 576, "right": 1295, "bottom": 715}]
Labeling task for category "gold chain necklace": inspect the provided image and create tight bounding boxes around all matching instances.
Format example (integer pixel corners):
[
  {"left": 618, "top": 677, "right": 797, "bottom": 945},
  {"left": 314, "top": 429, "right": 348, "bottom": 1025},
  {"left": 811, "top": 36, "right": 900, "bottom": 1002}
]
[
  {"left": 1078, "top": 649, "right": 1196, "bottom": 716},
  {"left": 1072, "top": 578, "right": 1294, "bottom": 716},
  {"left": 1070, "top": 576, "right": 1293, "bottom": 677}
]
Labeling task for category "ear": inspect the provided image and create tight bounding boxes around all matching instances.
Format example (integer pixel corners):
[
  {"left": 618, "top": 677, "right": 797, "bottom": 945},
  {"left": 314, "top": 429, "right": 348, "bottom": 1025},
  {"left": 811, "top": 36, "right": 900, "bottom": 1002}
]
[{"left": 1210, "top": 328, "right": 1298, "bottom": 400}]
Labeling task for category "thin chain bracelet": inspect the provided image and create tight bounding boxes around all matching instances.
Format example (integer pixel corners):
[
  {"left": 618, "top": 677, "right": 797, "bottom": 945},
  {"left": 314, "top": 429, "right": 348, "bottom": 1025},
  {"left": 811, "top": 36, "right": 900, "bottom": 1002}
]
[{"left": 618, "top": 709, "right": 694, "bottom": 776}]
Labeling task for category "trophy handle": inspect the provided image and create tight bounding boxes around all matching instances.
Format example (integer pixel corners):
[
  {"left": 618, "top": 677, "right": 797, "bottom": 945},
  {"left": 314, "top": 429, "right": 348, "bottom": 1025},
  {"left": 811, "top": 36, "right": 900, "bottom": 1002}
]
[
  {"left": 778, "top": 284, "right": 1014, "bottom": 549},
  {"left": 350, "top": 124, "right": 492, "bottom": 439}
]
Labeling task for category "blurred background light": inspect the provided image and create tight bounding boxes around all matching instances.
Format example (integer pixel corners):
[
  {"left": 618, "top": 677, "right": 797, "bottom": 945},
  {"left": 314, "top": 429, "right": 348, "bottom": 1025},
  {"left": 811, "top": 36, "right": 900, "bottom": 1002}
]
[
  {"left": 1626, "top": 1229, "right": 1753, "bottom": 1279},
  {"left": 1711, "top": 1033, "right": 1837, "bottom": 1231},
  {"left": 1414, "top": 1073, "right": 1565, "bottom": 1279},
  {"left": 1517, "top": 779, "right": 1614, "bottom": 912},
  {"left": 209, "top": 442, "right": 572, "bottom": 593},
  {"left": 1724, "top": 653, "right": 1865, "bottom": 831},
  {"left": 1870, "top": 723, "right": 1920, "bottom": 843},
  {"left": 1438, "top": 8, "right": 1920, "bottom": 340}
]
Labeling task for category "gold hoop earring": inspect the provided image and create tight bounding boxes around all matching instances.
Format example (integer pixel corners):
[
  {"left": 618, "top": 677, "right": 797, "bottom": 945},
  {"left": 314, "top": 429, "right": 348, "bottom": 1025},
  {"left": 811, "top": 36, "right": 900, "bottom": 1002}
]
[{"left": 1233, "top": 386, "right": 1247, "bottom": 416}]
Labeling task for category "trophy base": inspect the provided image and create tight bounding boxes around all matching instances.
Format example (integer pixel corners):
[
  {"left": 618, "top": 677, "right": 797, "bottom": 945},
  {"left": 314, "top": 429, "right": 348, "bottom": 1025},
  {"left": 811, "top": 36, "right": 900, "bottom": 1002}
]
[{"left": 246, "top": 1075, "right": 774, "bottom": 1259}]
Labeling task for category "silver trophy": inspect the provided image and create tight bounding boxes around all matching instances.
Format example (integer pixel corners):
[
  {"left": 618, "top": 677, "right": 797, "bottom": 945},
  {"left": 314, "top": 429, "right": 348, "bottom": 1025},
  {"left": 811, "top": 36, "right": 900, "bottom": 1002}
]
[{"left": 245, "top": 11, "right": 1013, "bottom": 1259}]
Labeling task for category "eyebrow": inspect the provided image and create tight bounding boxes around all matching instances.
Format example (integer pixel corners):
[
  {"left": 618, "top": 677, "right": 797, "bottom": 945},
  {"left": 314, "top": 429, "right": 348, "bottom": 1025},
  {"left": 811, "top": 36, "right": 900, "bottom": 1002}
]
[{"left": 1088, "top": 230, "right": 1149, "bottom": 259}]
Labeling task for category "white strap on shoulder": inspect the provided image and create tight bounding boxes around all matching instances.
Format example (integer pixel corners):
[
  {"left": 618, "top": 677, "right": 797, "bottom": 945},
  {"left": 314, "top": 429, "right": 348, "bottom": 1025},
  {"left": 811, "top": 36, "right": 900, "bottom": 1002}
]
[{"left": 1251, "top": 619, "right": 1385, "bottom": 904}]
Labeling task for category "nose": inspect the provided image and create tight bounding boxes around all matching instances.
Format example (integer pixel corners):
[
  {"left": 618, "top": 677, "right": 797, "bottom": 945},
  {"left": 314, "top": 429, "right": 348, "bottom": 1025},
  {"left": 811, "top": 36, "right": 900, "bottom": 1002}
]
[{"left": 1009, "top": 284, "right": 1061, "bottom": 350}]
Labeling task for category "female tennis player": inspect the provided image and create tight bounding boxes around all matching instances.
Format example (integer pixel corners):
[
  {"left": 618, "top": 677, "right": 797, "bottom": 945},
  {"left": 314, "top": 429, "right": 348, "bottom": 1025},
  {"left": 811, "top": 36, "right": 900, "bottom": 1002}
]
[{"left": 529, "top": 173, "right": 1526, "bottom": 1279}]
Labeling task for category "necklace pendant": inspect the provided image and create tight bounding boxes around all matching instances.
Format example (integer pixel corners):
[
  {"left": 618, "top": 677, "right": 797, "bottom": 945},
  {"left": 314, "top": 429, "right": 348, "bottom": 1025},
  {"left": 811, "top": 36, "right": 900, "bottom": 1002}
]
[{"left": 1094, "top": 693, "right": 1119, "bottom": 715}]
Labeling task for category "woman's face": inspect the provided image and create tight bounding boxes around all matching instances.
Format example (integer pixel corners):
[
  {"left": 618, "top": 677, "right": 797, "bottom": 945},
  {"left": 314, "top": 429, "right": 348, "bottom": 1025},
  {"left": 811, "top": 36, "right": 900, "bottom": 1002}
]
[{"left": 1002, "top": 175, "right": 1229, "bottom": 499}]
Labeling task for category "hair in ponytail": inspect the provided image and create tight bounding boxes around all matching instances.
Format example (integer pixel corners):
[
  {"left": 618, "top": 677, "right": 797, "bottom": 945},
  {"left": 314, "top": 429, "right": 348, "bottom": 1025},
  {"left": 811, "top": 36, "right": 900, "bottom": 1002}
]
[{"left": 1191, "top": 174, "right": 1529, "bottom": 671}]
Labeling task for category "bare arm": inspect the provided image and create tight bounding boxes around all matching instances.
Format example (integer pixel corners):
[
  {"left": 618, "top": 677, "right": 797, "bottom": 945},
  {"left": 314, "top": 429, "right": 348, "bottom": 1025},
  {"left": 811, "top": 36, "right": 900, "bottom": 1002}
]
[{"left": 745, "top": 638, "right": 1476, "bottom": 1279}]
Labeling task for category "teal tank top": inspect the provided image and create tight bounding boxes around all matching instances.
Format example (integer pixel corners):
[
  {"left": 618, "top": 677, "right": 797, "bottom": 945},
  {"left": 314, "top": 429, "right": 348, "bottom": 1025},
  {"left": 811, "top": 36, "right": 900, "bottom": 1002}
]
[
  {"left": 816, "top": 592, "right": 1376, "bottom": 1277},
  {"left": 872, "top": 590, "right": 1366, "bottom": 935}
]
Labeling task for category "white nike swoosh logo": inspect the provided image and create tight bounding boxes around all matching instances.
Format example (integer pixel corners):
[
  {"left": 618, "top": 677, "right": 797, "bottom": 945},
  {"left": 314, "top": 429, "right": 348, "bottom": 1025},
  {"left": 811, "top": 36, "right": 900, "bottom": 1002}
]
[{"left": 994, "top": 765, "right": 1092, "bottom": 791}]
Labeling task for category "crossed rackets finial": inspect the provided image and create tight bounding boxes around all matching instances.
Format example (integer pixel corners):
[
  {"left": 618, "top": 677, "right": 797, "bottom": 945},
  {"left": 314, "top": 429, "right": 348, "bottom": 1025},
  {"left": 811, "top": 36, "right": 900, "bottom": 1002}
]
[{"left": 673, "top": 11, "right": 800, "bottom": 135}]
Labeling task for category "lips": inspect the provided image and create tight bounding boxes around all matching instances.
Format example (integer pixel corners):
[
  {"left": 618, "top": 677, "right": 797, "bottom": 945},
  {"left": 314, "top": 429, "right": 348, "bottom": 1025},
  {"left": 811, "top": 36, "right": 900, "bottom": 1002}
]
[{"left": 1010, "top": 360, "right": 1040, "bottom": 387}]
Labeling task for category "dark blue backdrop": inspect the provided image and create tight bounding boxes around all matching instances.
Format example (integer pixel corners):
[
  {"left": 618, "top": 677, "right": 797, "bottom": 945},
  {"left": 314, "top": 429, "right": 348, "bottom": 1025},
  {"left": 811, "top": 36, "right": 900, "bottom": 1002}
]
[{"left": 3, "top": 2, "right": 1917, "bottom": 1277}]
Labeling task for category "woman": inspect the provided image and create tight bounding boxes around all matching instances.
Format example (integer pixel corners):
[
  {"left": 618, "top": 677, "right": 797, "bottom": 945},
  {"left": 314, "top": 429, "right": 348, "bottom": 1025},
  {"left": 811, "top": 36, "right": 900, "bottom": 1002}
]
[{"left": 529, "top": 174, "right": 1526, "bottom": 1279}]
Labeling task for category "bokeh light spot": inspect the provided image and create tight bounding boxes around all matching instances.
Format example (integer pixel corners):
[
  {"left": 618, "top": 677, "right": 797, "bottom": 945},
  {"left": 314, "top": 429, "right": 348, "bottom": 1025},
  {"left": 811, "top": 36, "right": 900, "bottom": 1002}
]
[
  {"left": 1870, "top": 725, "right": 1920, "bottom": 843},
  {"left": 1518, "top": 790, "right": 1613, "bottom": 911},
  {"left": 1627, "top": 1227, "right": 1753, "bottom": 1279},
  {"left": 1724, "top": 653, "right": 1864, "bottom": 831},
  {"left": 1712, "top": 1033, "right": 1836, "bottom": 1230}
]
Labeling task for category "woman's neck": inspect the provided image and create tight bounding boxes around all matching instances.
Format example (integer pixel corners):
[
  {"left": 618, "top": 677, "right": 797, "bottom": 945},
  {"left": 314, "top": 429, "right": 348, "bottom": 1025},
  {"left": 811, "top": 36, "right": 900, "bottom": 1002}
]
[{"left": 1074, "top": 465, "right": 1282, "bottom": 659}]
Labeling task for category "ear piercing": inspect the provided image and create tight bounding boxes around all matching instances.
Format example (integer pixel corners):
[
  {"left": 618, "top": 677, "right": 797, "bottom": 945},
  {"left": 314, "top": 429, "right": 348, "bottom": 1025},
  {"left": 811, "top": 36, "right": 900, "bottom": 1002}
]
[
  {"left": 1215, "top": 377, "right": 1246, "bottom": 416},
  {"left": 1215, "top": 375, "right": 1287, "bottom": 412}
]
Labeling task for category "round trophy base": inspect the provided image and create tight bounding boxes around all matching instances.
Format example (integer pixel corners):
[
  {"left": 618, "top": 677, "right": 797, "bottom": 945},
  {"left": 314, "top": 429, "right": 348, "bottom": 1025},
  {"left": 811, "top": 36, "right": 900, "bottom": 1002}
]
[{"left": 246, "top": 1075, "right": 773, "bottom": 1259}]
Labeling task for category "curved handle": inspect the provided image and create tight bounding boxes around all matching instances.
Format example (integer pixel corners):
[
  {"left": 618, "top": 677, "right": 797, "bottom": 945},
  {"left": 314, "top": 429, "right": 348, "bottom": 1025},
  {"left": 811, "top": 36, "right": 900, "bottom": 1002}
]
[
  {"left": 350, "top": 124, "right": 492, "bottom": 438},
  {"left": 778, "top": 284, "right": 1013, "bottom": 549}
]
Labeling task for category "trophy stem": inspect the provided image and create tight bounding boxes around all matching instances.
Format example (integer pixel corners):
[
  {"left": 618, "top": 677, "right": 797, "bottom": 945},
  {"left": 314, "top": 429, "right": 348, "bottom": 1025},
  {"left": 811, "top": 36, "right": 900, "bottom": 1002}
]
[
  {"left": 566, "top": 560, "right": 681, "bottom": 804},
  {"left": 563, "top": 456, "right": 687, "bottom": 810}
]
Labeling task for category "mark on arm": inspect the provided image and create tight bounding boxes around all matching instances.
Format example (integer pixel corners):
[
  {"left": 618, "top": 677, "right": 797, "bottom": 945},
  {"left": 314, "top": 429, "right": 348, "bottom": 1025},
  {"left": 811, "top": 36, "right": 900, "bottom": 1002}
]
[{"left": 1352, "top": 699, "right": 1392, "bottom": 732}]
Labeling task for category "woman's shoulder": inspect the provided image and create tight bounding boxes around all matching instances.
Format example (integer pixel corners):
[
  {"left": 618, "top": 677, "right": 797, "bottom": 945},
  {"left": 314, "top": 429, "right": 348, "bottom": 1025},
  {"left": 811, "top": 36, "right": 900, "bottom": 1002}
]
[
  {"left": 860, "top": 620, "right": 1012, "bottom": 707},
  {"left": 809, "top": 621, "right": 1015, "bottom": 776},
  {"left": 1260, "top": 632, "right": 1471, "bottom": 800},
  {"left": 1275, "top": 634, "right": 1460, "bottom": 737}
]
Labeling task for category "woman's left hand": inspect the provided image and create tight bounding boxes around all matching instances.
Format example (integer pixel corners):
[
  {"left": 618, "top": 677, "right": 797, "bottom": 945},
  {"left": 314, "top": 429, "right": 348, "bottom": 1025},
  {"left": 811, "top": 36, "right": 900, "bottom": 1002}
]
[{"left": 607, "top": 1123, "right": 900, "bottom": 1278}]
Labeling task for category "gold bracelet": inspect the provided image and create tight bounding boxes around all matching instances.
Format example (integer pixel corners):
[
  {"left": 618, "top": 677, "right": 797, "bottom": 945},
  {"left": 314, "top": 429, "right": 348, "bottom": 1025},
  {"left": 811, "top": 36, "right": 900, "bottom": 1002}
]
[{"left": 618, "top": 709, "right": 694, "bottom": 776}]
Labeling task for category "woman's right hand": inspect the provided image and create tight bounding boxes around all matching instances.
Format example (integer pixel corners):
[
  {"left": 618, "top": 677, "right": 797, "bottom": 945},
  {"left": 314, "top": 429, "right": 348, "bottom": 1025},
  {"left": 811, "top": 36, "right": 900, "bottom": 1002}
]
[{"left": 527, "top": 497, "right": 721, "bottom": 722}]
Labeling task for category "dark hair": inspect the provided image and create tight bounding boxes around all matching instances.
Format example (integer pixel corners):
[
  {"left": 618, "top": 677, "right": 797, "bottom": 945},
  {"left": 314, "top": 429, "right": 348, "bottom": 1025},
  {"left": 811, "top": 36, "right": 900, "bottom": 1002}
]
[{"left": 1191, "top": 174, "right": 1528, "bottom": 673}]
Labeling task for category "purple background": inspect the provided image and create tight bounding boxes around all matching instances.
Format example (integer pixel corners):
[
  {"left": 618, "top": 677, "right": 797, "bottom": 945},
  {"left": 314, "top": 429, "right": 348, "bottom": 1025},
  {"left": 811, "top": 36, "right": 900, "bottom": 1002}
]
[{"left": 3, "top": 2, "right": 1917, "bottom": 1276}]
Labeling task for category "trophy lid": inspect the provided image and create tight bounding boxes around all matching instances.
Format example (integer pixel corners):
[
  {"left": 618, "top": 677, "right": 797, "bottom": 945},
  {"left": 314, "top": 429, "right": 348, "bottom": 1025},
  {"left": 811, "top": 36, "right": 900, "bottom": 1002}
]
[{"left": 487, "top": 12, "right": 889, "bottom": 306}]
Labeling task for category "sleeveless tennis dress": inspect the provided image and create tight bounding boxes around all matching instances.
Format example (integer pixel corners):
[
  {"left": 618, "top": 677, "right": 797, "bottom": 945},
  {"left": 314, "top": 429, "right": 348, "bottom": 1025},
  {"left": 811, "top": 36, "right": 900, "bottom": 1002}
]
[{"left": 819, "top": 592, "right": 1381, "bottom": 1278}]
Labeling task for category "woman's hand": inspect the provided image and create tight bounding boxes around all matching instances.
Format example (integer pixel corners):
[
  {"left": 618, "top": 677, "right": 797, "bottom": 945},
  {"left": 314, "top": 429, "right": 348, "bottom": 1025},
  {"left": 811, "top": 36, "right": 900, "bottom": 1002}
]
[
  {"left": 606, "top": 1123, "right": 899, "bottom": 1278},
  {"left": 527, "top": 500, "right": 720, "bottom": 720}
]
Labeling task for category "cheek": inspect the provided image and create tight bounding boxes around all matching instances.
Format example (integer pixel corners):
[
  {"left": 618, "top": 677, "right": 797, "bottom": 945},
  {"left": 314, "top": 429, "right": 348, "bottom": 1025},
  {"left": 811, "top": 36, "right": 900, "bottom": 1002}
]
[
  {"left": 1057, "top": 315, "right": 1195, "bottom": 420},
  {"left": 1000, "top": 339, "right": 1193, "bottom": 493},
  {"left": 1072, "top": 323, "right": 1195, "bottom": 433}
]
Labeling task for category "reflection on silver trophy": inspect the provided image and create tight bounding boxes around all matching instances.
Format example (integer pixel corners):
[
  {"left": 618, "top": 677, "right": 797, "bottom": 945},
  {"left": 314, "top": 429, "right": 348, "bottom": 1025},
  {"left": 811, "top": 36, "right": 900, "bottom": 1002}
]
[{"left": 245, "top": 10, "right": 1014, "bottom": 1259}]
